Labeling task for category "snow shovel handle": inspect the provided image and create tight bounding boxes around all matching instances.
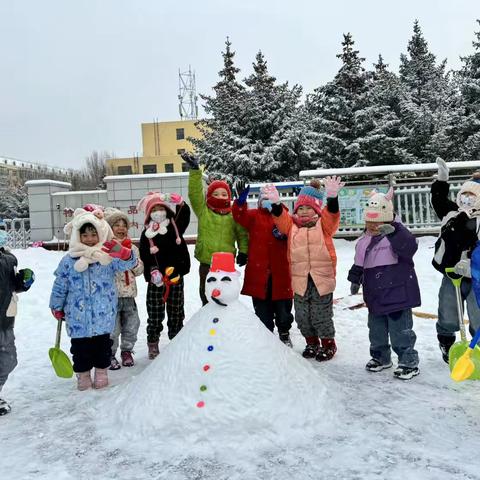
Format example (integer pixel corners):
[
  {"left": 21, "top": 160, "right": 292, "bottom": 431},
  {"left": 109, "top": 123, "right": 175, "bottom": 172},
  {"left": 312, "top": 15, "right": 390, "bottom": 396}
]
[
  {"left": 469, "top": 328, "right": 480, "bottom": 350},
  {"left": 55, "top": 317, "right": 63, "bottom": 349},
  {"left": 445, "top": 268, "right": 467, "bottom": 343}
]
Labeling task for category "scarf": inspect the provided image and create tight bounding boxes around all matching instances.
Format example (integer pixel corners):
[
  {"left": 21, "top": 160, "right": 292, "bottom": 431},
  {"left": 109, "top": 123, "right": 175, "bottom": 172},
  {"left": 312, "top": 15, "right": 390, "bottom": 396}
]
[{"left": 69, "top": 243, "right": 112, "bottom": 272}]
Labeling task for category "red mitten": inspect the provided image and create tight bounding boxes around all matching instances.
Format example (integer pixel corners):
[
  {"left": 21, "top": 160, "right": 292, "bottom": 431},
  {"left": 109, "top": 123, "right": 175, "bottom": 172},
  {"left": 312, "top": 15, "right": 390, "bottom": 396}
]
[
  {"left": 102, "top": 239, "right": 131, "bottom": 260},
  {"left": 51, "top": 309, "right": 64, "bottom": 320}
]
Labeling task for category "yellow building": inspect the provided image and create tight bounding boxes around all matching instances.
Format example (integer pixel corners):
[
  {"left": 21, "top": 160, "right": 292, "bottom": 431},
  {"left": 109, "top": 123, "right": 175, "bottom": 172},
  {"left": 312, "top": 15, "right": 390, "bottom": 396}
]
[{"left": 108, "top": 120, "right": 202, "bottom": 175}]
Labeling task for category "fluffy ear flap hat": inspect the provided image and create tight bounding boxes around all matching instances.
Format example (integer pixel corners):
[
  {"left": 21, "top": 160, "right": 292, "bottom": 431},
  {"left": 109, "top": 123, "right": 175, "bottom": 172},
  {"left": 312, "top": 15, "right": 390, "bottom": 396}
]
[
  {"left": 363, "top": 187, "right": 394, "bottom": 223},
  {"left": 104, "top": 207, "right": 131, "bottom": 229},
  {"left": 64, "top": 205, "right": 113, "bottom": 272}
]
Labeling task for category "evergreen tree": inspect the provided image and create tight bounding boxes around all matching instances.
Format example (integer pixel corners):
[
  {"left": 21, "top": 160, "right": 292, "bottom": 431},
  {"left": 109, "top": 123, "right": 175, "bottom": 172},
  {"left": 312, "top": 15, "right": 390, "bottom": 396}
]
[
  {"left": 306, "top": 33, "right": 369, "bottom": 168},
  {"left": 193, "top": 44, "right": 307, "bottom": 181},
  {"left": 453, "top": 20, "right": 480, "bottom": 161},
  {"left": 398, "top": 20, "right": 451, "bottom": 163},
  {"left": 0, "top": 184, "right": 29, "bottom": 219},
  {"left": 355, "top": 56, "right": 414, "bottom": 166}
]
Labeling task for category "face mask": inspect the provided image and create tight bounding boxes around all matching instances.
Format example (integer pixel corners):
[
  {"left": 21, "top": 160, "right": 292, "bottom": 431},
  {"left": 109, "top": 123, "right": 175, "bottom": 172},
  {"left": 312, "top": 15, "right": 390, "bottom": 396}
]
[
  {"left": 0, "top": 230, "right": 6, "bottom": 247},
  {"left": 151, "top": 211, "right": 167, "bottom": 223},
  {"left": 459, "top": 194, "right": 476, "bottom": 209}
]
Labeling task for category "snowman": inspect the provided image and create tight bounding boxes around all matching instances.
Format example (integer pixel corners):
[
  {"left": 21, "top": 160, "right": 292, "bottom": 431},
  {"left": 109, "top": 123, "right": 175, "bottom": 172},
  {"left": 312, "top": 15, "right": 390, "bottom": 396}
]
[{"left": 100, "top": 253, "right": 336, "bottom": 454}]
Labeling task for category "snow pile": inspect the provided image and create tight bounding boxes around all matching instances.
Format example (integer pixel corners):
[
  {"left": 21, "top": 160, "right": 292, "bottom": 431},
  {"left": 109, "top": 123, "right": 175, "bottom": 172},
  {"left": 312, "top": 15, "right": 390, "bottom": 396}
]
[{"left": 99, "top": 298, "right": 337, "bottom": 458}]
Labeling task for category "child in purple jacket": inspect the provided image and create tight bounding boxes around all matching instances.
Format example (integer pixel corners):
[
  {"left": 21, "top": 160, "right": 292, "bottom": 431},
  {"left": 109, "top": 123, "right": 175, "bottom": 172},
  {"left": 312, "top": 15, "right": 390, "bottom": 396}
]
[{"left": 348, "top": 188, "right": 421, "bottom": 380}]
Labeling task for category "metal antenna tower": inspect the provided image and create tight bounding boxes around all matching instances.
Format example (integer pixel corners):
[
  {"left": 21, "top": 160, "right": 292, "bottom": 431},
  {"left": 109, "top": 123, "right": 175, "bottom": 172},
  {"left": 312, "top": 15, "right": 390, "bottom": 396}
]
[{"left": 178, "top": 66, "right": 199, "bottom": 120}]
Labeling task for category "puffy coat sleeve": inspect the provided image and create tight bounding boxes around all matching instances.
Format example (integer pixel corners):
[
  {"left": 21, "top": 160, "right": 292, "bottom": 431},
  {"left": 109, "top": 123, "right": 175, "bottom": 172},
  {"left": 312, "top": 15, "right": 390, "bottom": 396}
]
[
  {"left": 232, "top": 202, "right": 256, "bottom": 231},
  {"left": 347, "top": 264, "right": 364, "bottom": 284},
  {"left": 174, "top": 202, "right": 191, "bottom": 235},
  {"left": 272, "top": 207, "right": 293, "bottom": 235},
  {"left": 111, "top": 249, "right": 138, "bottom": 273},
  {"left": 139, "top": 231, "right": 153, "bottom": 282},
  {"left": 385, "top": 222, "right": 418, "bottom": 260},
  {"left": 431, "top": 180, "right": 458, "bottom": 220},
  {"left": 321, "top": 206, "right": 340, "bottom": 238},
  {"left": 49, "top": 256, "right": 69, "bottom": 311},
  {"left": 188, "top": 169, "right": 207, "bottom": 219},
  {"left": 131, "top": 244, "right": 144, "bottom": 277},
  {"left": 234, "top": 221, "right": 249, "bottom": 254}
]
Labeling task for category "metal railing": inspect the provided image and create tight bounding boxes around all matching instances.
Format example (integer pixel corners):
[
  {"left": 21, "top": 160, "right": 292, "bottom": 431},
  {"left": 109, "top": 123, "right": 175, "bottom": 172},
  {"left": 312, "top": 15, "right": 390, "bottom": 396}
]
[{"left": 3, "top": 218, "right": 31, "bottom": 249}]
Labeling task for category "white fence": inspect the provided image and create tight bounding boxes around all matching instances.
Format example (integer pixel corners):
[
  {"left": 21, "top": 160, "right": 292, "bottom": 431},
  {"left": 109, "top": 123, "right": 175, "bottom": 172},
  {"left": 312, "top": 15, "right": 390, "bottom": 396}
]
[{"left": 3, "top": 218, "right": 31, "bottom": 249}]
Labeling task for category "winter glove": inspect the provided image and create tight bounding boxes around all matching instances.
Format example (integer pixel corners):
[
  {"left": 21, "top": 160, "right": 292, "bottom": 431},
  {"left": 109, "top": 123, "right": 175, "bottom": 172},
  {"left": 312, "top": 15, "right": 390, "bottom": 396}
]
[
  {"left": 262, "top": 184, "right": 280, "bottom": 204},
  {"left": 235, "top": 184, "right": 251, "bottom": 206},
  {"left": 101, "top": 239, "right": 132, "bottom": 260},
  {"left": 436, "top": 157, "right": 449, "bottom": 182},
  {"left": 180, "top": 152, "right": 199, "bottom": 170},
  {"left": 377, "top": 224, "right": 396, "bottom": 236},
  {"left": 350, "top": 283, "right": 361, "bottom": 295},
  {"left": 51, "top": 309, "right": 64, "bottom": 320},
  {"left": 150, "top": 268, "right": 164, "bottom": 287},
  {"left": 323, "top": 176, "right": 345, "bottom": 198},
  {"left": 164, "top": 193, "right": 183, "bottom": 205},
  {"left": 18, "top": 268, "right": 35, "bottom": 290},
  {"left": 236, "top": 252, "right": 248, "bottom": 267},
  {"left": 454, "top": 258, "right": 471, "bottom": 278}
]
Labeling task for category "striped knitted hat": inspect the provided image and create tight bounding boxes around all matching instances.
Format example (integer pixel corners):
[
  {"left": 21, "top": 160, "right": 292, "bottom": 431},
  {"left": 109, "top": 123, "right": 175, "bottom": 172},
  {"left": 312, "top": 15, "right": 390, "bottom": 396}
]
[{"left": 294, "top": 180, "right": 324, "bottom": 215}]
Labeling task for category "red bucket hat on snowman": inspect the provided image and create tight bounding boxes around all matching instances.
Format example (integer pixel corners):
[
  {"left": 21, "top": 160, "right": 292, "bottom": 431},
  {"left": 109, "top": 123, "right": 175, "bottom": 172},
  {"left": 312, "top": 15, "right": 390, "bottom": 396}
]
[{"left": 209, "top": 252, "right": 240, "bottom": 276}]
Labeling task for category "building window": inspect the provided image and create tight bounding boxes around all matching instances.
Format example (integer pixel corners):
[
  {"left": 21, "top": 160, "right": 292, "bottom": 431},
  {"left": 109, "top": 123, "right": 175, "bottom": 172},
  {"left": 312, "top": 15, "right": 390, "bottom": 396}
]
[
  {"left": 143, "top": 164, "right": 157, "bottom": 174},
  {"left": 165, "top": 163, "right": 174, "bottom": 173},
  {"left": 176, "top": 128, "right": 185, "bottom": 140},
  {"left": 182, "top": 162, "right": 189, "bottom": 172},
  {"left": 117, "top": 165, "right": 133, "bottom": 175},
  {"left": 177, "top": 148, "right": 185, "bottom": 155}
]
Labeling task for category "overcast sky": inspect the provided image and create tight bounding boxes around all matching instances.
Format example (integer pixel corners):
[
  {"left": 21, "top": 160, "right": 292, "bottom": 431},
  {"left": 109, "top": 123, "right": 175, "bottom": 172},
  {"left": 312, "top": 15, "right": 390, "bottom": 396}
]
[{"left": 1, "top": 0, "right": 479, "bottom": 168}]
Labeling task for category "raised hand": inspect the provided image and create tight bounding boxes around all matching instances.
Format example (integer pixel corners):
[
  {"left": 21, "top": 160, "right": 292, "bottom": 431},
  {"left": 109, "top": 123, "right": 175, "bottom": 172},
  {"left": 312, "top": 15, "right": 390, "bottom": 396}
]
[
  {"left": 235, "top": 182, "right": 250, "bottom": 206},
  {"left": 377, "top": 224, "right": 396, "bottom": 236},
  {"left": 323, "top": 176, "right": 345, "bottom": 198},
  {"left": 180, "top": 152, "right": 199, "bottom": 170},
  {"left": 101, "top": 239, "right": 131, "bottom": 260},
  {"left": 436, "top": 157, "right": 449, "bottom": 182}
]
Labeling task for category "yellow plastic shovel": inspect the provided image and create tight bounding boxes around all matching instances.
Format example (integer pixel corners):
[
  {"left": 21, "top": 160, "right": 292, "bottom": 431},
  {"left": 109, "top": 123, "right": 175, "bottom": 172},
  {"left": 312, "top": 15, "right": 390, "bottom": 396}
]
[
  {"left": 451, "top": 329, "right": 480, "bottom": 382},
  {"left": 49, "top": 318, "right": 73, "bottom": 378}
]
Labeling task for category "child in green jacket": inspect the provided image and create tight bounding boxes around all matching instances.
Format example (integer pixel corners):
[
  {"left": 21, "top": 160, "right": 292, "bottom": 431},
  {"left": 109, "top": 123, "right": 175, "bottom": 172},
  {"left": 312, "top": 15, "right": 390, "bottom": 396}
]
[{"left": 181, "top": 152, "right": 249, "bottom": 305}]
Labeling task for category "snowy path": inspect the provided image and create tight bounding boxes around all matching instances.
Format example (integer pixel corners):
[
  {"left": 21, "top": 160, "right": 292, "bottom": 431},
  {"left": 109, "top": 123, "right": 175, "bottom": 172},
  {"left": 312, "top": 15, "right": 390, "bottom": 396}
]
[{"left": 1, "top": 238, "right": 480, "bottom": 480}]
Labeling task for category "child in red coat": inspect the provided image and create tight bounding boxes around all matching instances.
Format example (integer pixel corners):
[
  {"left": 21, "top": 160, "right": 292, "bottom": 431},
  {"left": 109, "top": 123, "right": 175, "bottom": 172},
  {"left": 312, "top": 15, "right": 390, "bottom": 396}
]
[{"left": 233, "top": 183, "right": 294, "bottom": 346}]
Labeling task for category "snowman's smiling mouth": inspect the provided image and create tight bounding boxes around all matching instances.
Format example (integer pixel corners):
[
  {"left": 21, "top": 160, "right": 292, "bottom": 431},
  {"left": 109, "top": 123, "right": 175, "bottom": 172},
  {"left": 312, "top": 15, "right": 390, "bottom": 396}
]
[{"left": 211, "top": 297, "right": 227, "bottom": 307}]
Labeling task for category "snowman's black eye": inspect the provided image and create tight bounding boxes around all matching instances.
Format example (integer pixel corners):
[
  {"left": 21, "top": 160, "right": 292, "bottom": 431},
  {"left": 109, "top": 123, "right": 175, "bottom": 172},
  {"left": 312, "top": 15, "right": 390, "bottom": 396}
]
[
  {"left": 221, "top": 276, "right": 232, "bottom": 282},
  {"left": 207, "top": 277, "right": 217, "bottom": 283}
]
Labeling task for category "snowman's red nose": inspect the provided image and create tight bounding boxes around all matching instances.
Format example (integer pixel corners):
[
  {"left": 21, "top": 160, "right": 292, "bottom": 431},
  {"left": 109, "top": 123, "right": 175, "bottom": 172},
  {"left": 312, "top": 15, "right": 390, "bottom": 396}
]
[{"left": 212, "top": 289, "right": 221, "bottom": 298}]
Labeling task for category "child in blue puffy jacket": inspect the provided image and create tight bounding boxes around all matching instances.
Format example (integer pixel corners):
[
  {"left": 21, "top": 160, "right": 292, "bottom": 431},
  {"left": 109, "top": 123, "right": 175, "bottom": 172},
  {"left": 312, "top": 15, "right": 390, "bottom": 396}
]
[{"left": 49, "top": 205, "right": 137, "bottom": 391}]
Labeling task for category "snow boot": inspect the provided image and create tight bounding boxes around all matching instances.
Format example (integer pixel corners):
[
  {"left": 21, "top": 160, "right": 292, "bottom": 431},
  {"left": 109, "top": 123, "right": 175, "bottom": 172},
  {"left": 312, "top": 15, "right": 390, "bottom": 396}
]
[
  {"left": 365, "top": 358, "right": 393, "bottom": 372},
  {"left": 77, "top": 371, "right": 93, "bottom": 391},
  {"left": 93, "top": 368, "right": 109, "bottom": 389},
  {"left": 148, "top": 342, "right": 159, "bottom": 360},
  {"left": 315, "top": 338, "right": 337, "bottom": 362},
  {"left": 279, "top": 332, "right": 293, "bottom": 348},
  {"left": 393, "top": 366, "right": 420, "bottom": 380},
  {"left": 109, "top": 356, "right": 121, "bottom": 370},
  {"left": 302, "top": 336, "right": 320, "bottom": 358},
  {"left": 121, "top": 350, "right": 134, "bottom": 367},
  {"left": 0, "top": 398, "right": 11, "bottom": 416},
  {"left": 437, "top": 334, "right": 456, "bottom": 364}
]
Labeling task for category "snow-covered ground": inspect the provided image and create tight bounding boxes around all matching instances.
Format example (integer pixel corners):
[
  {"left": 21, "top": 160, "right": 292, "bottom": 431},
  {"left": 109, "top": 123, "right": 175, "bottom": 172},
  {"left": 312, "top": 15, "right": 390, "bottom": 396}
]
[{"left": 1, "top": 237, "right": 480, "bottom": 480}]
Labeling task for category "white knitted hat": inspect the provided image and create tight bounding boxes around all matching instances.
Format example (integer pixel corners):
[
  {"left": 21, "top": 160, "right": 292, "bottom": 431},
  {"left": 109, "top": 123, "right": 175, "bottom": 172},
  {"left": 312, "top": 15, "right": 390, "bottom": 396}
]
[{"left": 364, "top": 187, "right": 395, "bottom": 223}]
